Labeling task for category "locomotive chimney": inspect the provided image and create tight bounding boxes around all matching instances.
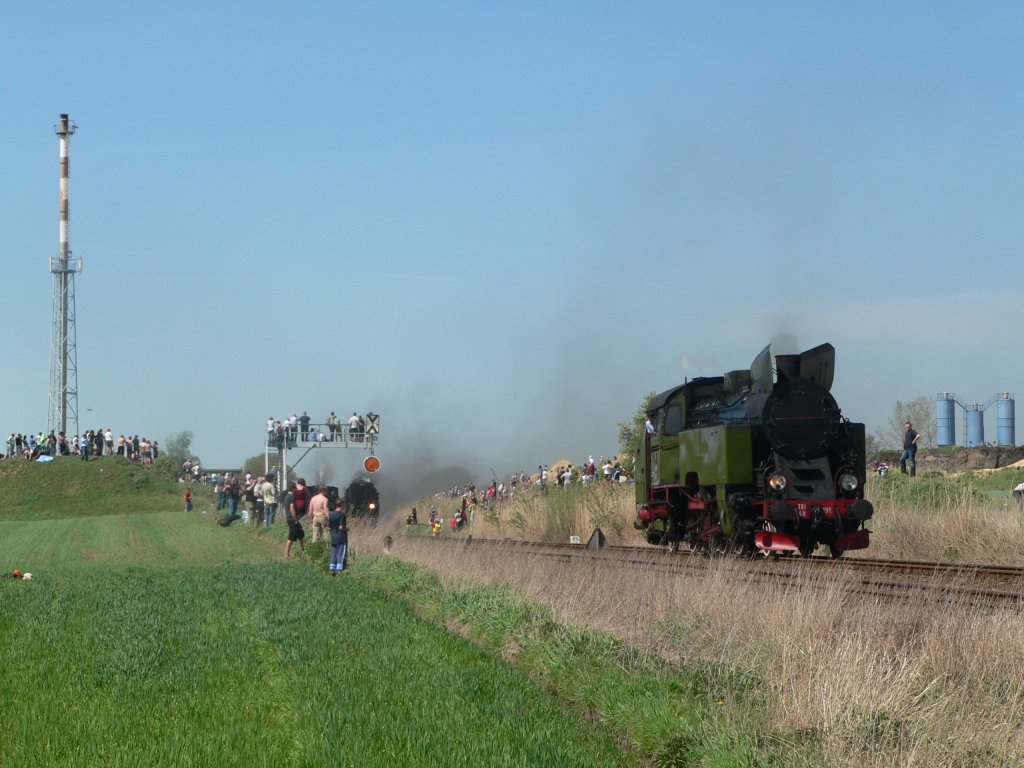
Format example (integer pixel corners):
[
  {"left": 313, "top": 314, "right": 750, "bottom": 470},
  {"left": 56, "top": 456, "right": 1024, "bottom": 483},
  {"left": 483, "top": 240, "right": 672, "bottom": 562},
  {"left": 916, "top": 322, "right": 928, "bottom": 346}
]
[{"left": 775, "top": 354, "right": 800, "bottom": 383}]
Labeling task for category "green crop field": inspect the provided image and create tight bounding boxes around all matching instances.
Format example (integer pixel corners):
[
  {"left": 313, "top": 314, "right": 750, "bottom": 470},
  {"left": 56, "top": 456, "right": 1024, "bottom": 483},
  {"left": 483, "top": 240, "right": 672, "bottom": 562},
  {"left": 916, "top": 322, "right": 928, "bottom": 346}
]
[
  {"left": 0, "top": 460, "right": 632, "bottom": 767},
  {"left": 0, "top": 458, "right": 809, "bottom": 767}
]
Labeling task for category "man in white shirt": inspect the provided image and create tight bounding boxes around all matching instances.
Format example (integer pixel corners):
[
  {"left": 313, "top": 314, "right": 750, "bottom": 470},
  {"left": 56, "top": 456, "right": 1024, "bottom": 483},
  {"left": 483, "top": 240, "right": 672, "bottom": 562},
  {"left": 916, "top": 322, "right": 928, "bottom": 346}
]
[{"left": 261, "top": 475, "right": 278, "bottom": 527}]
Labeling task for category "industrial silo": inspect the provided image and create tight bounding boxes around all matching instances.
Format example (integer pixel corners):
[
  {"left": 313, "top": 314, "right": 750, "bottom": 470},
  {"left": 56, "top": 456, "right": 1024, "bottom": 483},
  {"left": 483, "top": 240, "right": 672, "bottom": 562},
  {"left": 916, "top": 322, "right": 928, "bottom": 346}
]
[
  {"left": 997, "top": 393, "right": 1015, "bottom": 446},
  {"left": 936, "top": 393, "right": 956, "bottom": 447},
  {"left": 966, "top": 406, "right": 985, "bottom": 447}
]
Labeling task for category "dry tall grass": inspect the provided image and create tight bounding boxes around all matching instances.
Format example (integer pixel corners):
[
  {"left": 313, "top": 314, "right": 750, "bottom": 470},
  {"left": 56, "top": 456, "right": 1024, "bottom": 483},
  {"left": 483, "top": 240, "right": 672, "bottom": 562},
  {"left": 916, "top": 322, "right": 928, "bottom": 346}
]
[
  {"left": 411, "top": 482, "right": 637, "bottom": 544},
  {"left": 866, "top": 477, "right": 1024, "bottom": 563},
  {"left": 401, "top": 475, "right": 1024, "bottom": 563},
  {"left": 365, "top": 478, "right": 1024, "bottom": 766}
]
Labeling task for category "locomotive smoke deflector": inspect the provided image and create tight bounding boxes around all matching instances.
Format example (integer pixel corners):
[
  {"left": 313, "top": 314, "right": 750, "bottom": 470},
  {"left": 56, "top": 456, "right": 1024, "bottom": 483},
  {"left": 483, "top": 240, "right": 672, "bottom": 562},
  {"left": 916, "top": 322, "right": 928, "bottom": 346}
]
[
  {"left": 796, "top": 343, "right": 835, "bottom": 392},
  {"left": 750, "top": 345, "right": 773, "bottom": 394}
]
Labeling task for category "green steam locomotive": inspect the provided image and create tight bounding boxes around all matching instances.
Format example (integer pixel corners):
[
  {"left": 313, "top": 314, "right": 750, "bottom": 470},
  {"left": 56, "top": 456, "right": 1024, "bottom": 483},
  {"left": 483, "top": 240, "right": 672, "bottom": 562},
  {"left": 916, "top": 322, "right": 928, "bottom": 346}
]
[{"left": 635, "top": 343, "right": 873, "bottom": 557}]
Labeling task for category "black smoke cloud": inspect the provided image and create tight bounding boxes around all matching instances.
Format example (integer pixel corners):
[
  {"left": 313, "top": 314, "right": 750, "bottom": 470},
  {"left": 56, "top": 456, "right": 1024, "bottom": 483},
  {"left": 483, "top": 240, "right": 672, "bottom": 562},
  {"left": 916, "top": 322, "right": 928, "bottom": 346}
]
[{"left": 294, "top": 419, "right": 478, "bottom": 521}]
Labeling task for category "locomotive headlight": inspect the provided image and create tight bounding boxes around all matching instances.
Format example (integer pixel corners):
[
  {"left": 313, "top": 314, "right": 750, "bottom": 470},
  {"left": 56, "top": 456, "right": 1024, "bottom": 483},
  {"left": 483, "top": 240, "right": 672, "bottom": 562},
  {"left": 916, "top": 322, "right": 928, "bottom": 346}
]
[
  {"left": 838, "top": 472, "right": 859, "bottom": 492},
  {"left": 369, "top": 502, "right": 377, "bottom": 510},
  {"left": 768, "top": 473, "right": 787, "bottom": 493}
]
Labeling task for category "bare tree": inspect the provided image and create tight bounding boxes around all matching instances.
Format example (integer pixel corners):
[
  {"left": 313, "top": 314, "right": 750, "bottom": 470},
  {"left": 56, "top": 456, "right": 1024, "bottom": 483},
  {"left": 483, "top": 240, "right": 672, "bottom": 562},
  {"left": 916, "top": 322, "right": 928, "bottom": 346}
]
[{"left": 876, "top": 396, "right": 936, "bottom": 449}]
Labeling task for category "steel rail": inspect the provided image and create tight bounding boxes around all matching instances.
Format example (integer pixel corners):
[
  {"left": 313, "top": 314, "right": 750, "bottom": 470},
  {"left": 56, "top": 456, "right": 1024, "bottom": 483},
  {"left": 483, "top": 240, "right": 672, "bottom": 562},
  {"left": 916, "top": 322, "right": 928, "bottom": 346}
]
[{"left": 400, "top": 534, "right": 1024, "bottom": 608}]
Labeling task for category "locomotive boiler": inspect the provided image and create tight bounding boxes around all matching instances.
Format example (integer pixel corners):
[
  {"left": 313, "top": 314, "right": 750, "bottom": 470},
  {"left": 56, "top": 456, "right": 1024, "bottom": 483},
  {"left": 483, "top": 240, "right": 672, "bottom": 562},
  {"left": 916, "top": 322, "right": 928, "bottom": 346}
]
[{"left": 635, "top": 343, "right": 873, "bottom": 557}]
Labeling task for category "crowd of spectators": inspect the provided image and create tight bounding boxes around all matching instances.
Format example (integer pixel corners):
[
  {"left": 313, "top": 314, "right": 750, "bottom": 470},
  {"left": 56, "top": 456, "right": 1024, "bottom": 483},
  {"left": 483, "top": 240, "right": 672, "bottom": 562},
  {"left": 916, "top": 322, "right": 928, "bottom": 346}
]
[
  {"left": 180, "top": 460, "right": 216, "bottom": 485},
  {"left": 265, "top": 411, "right": 373, "bottom": 447},
  {"left": 420, "top": 454, "right": 633, "bottom": 532},
  {"left": 4, "top": 429, "right": 160, "bottom": 463},
  {"left": 186, "top": 473, "right": 349, "bottom": 571},
  {"left": 437, "top": 455, "right": 632, "bottom": 503},
  {"left": 208, "top": 470, "right": 282, "bottom": 526},
  {"left": 551, "top": 455, "right": 632, "bottom": 486}
]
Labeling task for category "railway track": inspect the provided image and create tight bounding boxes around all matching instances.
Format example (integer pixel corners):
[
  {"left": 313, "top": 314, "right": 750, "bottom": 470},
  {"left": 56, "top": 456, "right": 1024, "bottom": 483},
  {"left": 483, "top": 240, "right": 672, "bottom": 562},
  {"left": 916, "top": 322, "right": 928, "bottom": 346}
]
[{"left": 401, "top": 534, "right": 1024, "bottom": 608}]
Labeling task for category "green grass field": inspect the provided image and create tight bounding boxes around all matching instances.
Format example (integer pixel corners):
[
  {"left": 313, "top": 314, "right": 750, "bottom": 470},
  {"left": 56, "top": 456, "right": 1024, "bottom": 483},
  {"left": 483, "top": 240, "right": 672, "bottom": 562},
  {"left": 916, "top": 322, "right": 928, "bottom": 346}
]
[
  {"left": 0, "top": 460, "right": 632, "bottom": 767},
  {"left": 0, "top": 458, "right": 813, "bottom": 767}
]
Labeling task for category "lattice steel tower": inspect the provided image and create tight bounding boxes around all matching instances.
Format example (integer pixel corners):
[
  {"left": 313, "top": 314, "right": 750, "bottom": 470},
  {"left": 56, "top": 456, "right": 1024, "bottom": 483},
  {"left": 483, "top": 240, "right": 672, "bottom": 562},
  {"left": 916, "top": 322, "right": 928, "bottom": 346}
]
[{"left": 48, "top": 114, "right": 82, "bottom": 439}]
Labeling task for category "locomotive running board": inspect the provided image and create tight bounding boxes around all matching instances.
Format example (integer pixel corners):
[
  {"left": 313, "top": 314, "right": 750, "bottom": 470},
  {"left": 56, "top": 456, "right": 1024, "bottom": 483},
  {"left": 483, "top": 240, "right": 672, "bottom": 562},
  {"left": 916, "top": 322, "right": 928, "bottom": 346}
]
[{"left": 754, "top": 530, "right": 801, "bottom": 553}]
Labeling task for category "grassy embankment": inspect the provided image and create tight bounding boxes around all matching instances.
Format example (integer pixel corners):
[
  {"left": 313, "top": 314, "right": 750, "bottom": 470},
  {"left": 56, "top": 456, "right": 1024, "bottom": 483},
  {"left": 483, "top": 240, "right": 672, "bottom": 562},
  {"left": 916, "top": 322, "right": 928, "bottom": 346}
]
[
  {"left": 1, "top": 457, "right": 802, "bottom": 767},
  {"left": 387, "top": 469, "right": 1024, "bottom": 767}
]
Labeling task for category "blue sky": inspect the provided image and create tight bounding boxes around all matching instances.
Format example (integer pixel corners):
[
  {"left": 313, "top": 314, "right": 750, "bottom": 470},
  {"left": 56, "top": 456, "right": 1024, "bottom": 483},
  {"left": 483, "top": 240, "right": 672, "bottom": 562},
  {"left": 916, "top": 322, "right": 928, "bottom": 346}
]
[{"left": 2, "top": 2, "right": 1022, "bottom": 486}]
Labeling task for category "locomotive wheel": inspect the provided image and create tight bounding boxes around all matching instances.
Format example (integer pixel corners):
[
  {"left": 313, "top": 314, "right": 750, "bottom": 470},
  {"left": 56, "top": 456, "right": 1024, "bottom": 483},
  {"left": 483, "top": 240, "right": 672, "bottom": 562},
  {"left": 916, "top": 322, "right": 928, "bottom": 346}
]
[
  {"left": 729, "top": 515, "right": 754, "bottom": 557},
  {"left": 731, "top": 536, "right": 753, "bottom": 558},
  {"left": 798, "top": 539, "right": 817, "bottom": 557},
  {"left": 710, "top": 534, "right": 731, "bottom": 557},
  {"left": 828, "top": 543, "right": 844, "bottom": 560}
]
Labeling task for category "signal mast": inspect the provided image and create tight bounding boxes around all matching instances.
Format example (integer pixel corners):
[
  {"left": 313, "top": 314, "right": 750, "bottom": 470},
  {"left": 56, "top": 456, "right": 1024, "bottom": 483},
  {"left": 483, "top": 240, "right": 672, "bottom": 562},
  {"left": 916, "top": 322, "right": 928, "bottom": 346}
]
[{"left": 265, "top": 413, "right": 381, "bottom": 488}]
